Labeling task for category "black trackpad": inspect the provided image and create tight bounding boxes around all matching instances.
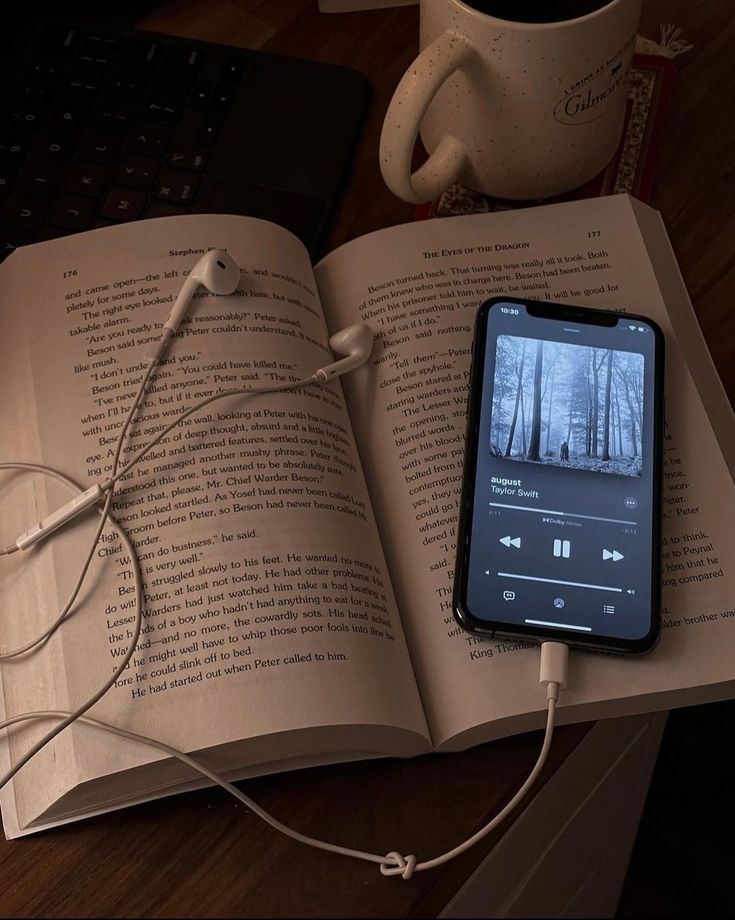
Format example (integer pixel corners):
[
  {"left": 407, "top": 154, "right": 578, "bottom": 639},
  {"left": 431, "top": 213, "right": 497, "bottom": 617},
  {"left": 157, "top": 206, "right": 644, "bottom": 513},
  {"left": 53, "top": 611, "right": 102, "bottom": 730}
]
[{"left": 207, "top": 181, "right": 326, "bottom": 250}]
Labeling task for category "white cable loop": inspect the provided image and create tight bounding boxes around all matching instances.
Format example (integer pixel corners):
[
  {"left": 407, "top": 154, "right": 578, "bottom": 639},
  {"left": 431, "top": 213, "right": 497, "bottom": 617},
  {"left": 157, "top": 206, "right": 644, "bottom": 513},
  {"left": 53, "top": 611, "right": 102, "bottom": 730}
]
[{"left": 381, "top": 852, "right": 417, "bottom": 879}]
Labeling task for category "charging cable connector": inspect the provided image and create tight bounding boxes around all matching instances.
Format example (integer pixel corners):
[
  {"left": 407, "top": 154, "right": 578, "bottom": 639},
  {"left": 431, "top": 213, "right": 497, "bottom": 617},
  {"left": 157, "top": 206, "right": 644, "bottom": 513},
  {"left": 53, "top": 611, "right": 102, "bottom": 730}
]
[{"left": 539, "top": 640, "right": 569, "bottom": 703}]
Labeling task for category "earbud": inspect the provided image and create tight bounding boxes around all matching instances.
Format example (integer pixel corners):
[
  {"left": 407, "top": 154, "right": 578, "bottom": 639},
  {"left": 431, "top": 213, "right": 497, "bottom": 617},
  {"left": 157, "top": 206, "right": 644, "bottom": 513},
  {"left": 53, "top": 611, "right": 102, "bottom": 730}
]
[
  {"left": 315, "top": 323, "right": 374, "bottom": 381},
  {"left": 163, "top": 249, "right": 240, "bottom": 334}
]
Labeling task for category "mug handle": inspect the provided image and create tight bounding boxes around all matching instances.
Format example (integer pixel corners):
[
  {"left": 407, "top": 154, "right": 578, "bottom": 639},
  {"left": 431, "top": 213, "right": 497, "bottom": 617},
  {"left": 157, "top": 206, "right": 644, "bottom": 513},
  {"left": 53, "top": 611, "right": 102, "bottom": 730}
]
[{"left": 380, "top": 31, "right": 474, "bottom": 204}]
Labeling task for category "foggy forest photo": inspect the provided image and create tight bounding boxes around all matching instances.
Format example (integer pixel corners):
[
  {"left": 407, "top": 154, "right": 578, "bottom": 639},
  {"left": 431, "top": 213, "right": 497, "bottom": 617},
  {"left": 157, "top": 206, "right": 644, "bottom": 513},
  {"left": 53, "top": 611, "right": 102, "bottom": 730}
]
[{"left": 490, "top": 335, "right": 645, "bottom": 476}]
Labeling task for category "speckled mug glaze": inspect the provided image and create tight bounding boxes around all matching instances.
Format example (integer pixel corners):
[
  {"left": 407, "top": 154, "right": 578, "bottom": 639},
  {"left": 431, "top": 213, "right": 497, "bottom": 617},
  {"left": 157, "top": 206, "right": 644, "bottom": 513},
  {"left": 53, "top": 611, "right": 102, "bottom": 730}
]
[{"left": 380, "top": 0, "right": 641, "bottom": 203}]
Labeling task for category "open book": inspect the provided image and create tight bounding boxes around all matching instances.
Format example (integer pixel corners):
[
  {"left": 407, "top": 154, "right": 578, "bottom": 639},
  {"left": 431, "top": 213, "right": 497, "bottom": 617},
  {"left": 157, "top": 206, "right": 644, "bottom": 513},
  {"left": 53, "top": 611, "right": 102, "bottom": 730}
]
[{"left": 1, "top": 194, "right": 733, "bottom": 838}]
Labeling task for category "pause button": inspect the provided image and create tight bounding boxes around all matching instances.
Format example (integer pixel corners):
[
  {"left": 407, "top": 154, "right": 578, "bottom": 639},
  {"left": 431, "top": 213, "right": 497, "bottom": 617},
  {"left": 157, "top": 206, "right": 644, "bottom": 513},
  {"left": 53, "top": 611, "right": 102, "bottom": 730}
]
[{"left": 553, "top": 539, "right": 571, "bottom": 558}]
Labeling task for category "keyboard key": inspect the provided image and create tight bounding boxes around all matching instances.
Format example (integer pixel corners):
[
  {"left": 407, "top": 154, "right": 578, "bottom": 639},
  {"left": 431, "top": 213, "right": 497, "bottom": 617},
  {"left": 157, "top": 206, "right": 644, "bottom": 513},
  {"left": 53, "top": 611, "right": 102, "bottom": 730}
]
[
  {"left": 190, "top": 82, "right": 212, "bottom": 110},
  {"left": 120, "top": 38, "right": 163, "bottom": 70},
  {"left": 146, "top": 200, "right": 190, "bottom": 220},
  {"left": 5, "top": 107, "right": 43, "bottom": 134},
  {"left": 153, "top": 169, "right": 198, "bottom": 205},
  {"left": 50, "top": 195, "right": 95, "bottom": 231},
  {"left": 114, "top": 156, "right": 157, "bottom": 189},
  {"left": 155, "top": 46, "right": 205, "bottom": 94},
  {"left": 196, "top": 116, "right": 221, "bottom": 146},
  {"left": 0, "top": 168, "right": 16, "bottom": 197},
  {"left": 78, "top": 132, "right": 122, "bottom": 164},
  {"left": 51, "top": 102, "right": 90, "bottom": 133},
  {"left": 0, "top": 230, "right": 35, "bottom": 261},
  {"left": 210, "top": 85, "right": 235, "bottom": 113},
  {"left": 75, "top": 50, "right": 116, "bottom": 71},
  {"left": 66, "top": 164, "right": 108, "bottom": 197},
  {"left": 18, "top": 164, "right": 62, "bottom": 198},
  {"left": 168, "top": 148, "right": 208, "bottom": 171},
  {"left": 221, "top": 56, "right": 248, "bottom": 84},
  {"left": 16, "top": 81, "right": 57, "bottom": 106},
  {"left": 100, "top": 187, "right": 145, "bottom": 221},
  {"left": 65, "top": 72, "right": 103, "bottom": 102},
  {"left": 28, "top": 60, "right": 67, "bottom": 82},
  {"left": 0, "top": 135, "right": 29, "bottom": 165},
  {"left": 141, "top": 94, "right": 182, "bottom": 126},
  {"left": 3, "top": 195, "right": 48, "bottom": 231},
  {"left": 93, "top": 100, "right": 137, "bottom": 133},
  {"left": 40, "top": 24, "right": 80, "bottom": 56},
  {"left": 32, "top": 134, "right": 76, "bottom": 165},
  {"left": 82, "top": 32, "right": 122, "bottom": 53},
  {"left": 108, "top": 73, "right": 150, "bottom": 103},
  {"left": 127, "top": 125, "right": 171, "bottom": 157},
  {"left": 39, "top": 225, "right": 77, "bottom": 240}
]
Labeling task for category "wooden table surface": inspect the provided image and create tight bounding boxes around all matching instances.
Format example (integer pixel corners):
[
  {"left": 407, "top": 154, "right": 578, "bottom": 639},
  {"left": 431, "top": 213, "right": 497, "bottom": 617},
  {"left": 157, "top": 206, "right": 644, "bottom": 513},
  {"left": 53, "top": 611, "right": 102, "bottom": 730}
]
[{"left": 3, "top": 1, "right": 734, "bottom": 917}]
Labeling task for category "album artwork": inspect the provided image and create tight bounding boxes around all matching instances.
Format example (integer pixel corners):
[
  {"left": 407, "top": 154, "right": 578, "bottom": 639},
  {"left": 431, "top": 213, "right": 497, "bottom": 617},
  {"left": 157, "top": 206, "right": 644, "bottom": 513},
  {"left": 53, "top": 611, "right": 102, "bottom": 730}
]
[{"left": 490, "top": 335, "right": 644, "bottom": 476}]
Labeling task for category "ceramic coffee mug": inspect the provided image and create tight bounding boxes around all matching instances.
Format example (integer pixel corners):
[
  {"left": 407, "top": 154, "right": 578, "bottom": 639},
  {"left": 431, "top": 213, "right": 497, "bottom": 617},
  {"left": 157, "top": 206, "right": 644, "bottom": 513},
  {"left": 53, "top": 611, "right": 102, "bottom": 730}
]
[{"left": 379, "top": 0, "right": 642, "bottom": 204}]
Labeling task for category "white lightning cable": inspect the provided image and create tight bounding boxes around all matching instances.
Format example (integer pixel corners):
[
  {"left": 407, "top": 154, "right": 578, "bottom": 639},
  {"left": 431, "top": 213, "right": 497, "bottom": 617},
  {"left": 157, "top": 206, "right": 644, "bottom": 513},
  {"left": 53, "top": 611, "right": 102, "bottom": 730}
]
[{"left": 0, "top": 632, "right": 567, "bottom": 878}]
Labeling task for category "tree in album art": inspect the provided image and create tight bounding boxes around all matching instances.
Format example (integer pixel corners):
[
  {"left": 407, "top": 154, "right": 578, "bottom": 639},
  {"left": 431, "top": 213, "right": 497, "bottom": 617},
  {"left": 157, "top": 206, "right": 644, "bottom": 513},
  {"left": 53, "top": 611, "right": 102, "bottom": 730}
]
[{"left": 489, "top": 335, "right": 644, "bottom": 477}]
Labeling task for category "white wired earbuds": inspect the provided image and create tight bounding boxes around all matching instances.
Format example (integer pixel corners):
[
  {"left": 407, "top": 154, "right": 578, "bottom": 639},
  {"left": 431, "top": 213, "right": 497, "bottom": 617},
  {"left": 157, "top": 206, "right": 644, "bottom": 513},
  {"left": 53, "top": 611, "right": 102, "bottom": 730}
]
[{"left": 0, "top": 250, "right": 568, "bottom": 879}]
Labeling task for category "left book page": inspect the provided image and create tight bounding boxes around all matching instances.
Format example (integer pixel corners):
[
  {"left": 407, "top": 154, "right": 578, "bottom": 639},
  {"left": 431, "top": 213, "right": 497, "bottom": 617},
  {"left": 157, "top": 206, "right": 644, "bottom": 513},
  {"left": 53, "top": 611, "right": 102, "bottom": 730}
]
[{"left": 0, "top": 215, "right": 429, "bottom": 837}]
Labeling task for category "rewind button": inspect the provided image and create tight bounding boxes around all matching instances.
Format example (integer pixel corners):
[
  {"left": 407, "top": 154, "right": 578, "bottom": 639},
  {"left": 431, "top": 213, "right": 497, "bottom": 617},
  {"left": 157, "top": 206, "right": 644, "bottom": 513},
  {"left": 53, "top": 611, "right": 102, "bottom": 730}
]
[{"left": 499, "top": 536, "right": 522, "bottom": 549}]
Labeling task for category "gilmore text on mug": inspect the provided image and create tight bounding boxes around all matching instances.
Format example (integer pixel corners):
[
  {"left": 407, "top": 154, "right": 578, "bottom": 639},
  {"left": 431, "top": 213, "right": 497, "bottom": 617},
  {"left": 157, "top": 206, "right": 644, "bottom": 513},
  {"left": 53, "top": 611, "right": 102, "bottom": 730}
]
[{"left": 379, "top": 0, "right": 641, "bottom": 204}]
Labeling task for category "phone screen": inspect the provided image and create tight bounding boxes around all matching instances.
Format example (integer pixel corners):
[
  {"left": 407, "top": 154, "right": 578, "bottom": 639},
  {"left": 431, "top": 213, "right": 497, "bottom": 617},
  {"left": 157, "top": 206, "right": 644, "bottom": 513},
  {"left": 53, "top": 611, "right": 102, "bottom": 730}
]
[{"left": 454, "top": 298, "right": 664, "bottom": 653}]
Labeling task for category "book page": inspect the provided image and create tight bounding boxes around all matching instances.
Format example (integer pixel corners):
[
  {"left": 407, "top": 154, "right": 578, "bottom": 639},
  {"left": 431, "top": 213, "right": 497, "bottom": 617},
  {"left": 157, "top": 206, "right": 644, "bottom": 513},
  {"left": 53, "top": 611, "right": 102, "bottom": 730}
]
[
  {"left": 0, "top": 215, "right": 429, "bottom": 832},
  {"left": 315, "top": 195, "right": 735, "bottom": 749}
]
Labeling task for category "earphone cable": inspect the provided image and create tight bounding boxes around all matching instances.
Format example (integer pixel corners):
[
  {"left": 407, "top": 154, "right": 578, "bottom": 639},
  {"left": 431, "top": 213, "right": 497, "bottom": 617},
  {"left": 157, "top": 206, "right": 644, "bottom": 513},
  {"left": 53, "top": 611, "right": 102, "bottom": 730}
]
[
  {"left": 0, "top": 358, "right": 161, "bottom": 778},
  {"left": 101, "top": 374, "right": 318, "bottom": 491},
  {"left": 0, "top": 464, "right": 143, "bottom": 791},
  {"left": 0, "top": 648, "right": 565, "bottom": 879},
  {"left": 0, "top": 390, "right": 569, "bottom": 878},
  {"left": 0, "top": 358, "right": 156, "bottom": 659},
  {"left": 0, "top": 371, "right": 317, "bottom": 791},
  {"left": 0, "top": 470, "right": 114, "bottom": 659},
  {"left": 0, "top": 248, "right": 571, "bottom": 877}
]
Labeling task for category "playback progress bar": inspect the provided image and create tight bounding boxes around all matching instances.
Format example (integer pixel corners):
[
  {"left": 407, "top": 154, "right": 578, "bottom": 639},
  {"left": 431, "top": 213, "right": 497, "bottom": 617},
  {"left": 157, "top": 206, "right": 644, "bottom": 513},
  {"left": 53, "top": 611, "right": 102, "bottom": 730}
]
[{"left": 487, "top": 501, "right": 637, "bottom": 526}]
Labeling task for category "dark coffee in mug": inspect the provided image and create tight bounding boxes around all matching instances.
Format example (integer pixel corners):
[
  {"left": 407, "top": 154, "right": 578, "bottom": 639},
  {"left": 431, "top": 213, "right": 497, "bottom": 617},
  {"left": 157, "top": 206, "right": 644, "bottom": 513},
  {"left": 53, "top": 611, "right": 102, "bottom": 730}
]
[{"left": 464, "top": 1, "right": 612, "bottom": 23}]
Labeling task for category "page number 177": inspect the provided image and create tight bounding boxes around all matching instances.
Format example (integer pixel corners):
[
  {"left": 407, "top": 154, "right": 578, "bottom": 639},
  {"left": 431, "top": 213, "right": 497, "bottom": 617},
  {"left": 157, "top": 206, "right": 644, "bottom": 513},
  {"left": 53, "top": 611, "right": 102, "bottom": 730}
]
[{"left": 588, "top": 230, "right": 602, "bottom": 238}]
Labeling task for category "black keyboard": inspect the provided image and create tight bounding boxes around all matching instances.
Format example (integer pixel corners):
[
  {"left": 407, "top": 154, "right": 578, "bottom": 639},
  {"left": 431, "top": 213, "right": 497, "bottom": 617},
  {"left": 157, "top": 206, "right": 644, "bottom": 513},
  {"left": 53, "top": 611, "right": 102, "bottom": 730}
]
[{"left": 0, "top": 21, "right": 371, "bottom": 261}]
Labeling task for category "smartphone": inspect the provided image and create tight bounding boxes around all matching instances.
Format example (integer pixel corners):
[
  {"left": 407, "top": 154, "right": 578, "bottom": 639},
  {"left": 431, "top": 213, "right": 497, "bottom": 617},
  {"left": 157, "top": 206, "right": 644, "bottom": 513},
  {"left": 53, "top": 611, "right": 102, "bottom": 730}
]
[{"left": 453, "top": 297, "right": 665, "bottom": 655}]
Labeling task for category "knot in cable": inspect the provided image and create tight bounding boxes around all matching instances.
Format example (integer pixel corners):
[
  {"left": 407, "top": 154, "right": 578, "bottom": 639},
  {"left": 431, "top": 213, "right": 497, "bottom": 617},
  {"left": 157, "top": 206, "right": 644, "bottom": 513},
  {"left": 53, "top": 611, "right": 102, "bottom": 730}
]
[{"left": 380, "top": 851, "right": 417, "bottom": 879}]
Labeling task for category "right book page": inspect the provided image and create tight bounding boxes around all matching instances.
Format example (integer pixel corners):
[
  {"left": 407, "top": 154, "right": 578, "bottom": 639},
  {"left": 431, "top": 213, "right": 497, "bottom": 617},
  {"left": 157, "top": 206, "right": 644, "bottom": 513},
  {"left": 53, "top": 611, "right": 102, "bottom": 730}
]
[{"left": 315, "top": 194, "right": 735, "bottom": 750}]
